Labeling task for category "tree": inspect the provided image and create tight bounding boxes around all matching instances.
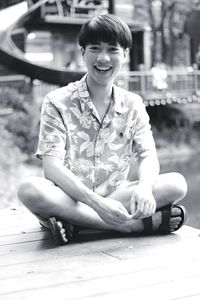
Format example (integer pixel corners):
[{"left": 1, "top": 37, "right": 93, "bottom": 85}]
[
  {"left": 133, "top": 0, "right": 195, "bottom": 66},
  {"left": 0, "top": 0, "right": 23, "bottom": 10}
]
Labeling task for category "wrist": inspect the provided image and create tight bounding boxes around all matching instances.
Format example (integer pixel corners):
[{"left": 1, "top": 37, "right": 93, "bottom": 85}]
[{"left": 87, "top": 193, "right": 104, "bottom": 210}]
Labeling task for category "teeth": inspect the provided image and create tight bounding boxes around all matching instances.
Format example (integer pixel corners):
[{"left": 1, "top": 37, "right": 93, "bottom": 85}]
[{"left": 95, "top": 66, "right": 111, "bottom": 71}]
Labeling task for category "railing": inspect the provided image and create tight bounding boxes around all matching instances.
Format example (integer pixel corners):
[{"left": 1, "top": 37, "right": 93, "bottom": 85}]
[
  {"left": 1, "top": 69, "right": 200, "bottom": 107},
  {"left": 68, "top": 0, "right": 109, "bottom": 18},
  {"left": 116, "top": 68, "right": 200, "bottom": 106},
  {"left": 41, "top": 0, "right": 109, "bottom": 19}
]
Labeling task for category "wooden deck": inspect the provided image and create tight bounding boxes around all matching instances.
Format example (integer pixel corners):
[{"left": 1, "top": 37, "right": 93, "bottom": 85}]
[{"left": 1, "top": 207, "right": 200, "bottom": 300}]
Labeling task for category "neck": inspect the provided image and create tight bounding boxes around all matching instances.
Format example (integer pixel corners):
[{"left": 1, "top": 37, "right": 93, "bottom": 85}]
[{"left": 86, "top": 76, "right": 113, "bottom": 105}]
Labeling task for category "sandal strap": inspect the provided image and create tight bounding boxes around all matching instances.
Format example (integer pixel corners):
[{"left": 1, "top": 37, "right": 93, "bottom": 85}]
[
  {"left": 48, "top": 217, "right": 77, "bottom": 245},
  {"left": 159, "top": 207, "right": 172, "bottom": 234},
  {"left": 143, "top": 216, "right": 153, "bottom": 234},
  {"left": 171, "top": 204, "right": 187, "bottom": 231},
  {"left": 142, "top": 204, "right": 187, "bottom": 235}
]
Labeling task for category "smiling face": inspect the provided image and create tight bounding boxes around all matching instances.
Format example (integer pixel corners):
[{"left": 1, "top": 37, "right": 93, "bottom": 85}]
[{"left": 82, "top": 42, "right": 128, "bottom": 88}]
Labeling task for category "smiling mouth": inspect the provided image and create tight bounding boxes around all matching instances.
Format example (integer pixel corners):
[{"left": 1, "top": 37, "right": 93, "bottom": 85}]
[{"left": 94, "top": 66, "right": 112, "bottom": 72}]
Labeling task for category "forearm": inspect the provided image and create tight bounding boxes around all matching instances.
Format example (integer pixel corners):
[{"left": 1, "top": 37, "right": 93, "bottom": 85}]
[
  {"left": 42, "top": 156, "right": 132, "bottom": 225},
  {"left": 42, "top": 156, "right": 103, "bottom": 211},
  {"left": 130, "top": 154, "right": 159, "bottom": 218},
  {"left": 137, "top": 154, "right": 160, "bottom": 188}
]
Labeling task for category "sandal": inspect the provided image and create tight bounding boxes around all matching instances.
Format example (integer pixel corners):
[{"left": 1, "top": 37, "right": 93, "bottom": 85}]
[
  {"left": 143, "top": 204, "right": 187, "bottom": 234},
  {"left": 40, "top": 217, "right": 78, "bottom": 245}
]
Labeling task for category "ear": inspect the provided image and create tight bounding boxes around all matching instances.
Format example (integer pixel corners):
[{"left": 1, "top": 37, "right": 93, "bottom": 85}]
[
  {"left": 123, "top": 48, "right": 129, "bottom": 61},
  {"left": 81, "top": 47, "right": 85, "bottom": 56}
]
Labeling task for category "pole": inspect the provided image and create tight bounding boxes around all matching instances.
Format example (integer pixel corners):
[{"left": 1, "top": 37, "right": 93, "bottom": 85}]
[{"left": 108, "top": 0, "right": 115, "bottom": 14}]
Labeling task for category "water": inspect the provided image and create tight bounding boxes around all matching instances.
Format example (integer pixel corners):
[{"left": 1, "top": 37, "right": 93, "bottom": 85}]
[{"left": 160, "top": 152, "right": 200, "bottom": 229}]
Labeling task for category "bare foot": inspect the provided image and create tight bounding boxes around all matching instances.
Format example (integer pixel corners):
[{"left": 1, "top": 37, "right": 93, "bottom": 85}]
[
  {"left": 151, "top": 206, "right": 183, "bottom": 232},
  {"left": 125, "top": 205, "right": 186, "bottom": 234}
]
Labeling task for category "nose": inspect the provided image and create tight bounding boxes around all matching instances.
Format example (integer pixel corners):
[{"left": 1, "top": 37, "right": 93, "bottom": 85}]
[{"left": 97, "top": 49, "right": 110, "bottom": 63}]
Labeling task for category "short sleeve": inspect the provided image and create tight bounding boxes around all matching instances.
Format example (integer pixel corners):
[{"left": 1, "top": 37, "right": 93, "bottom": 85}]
[
  {"left": 35, "top": 96, "right": 67, "bottom": 160},
  {"left": 132, "top": 99, "right": 157, "bottom": 161}
]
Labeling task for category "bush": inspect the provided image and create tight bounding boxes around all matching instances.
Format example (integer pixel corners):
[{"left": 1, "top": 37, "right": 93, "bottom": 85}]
[
  {"left": 0, "top": 86, "right": 41, "bottom": 207},
  {"left": 0, "top": 86, "right": 40, "bottom": 155}
]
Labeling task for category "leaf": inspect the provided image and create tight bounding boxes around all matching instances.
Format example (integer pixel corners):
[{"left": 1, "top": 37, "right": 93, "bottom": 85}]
[
  {"left": 108, "top": 155, "right": 119, "bottom": 164},
  {"left": 80, "top": 141, "right": 90, "bottom": 153},
  {"left": 108, "top": 143, "right": 124, "bottom": 151},
  {"left": 70, "top": 106, "right": 81, "bottom": 119},
  {"left": 77, "top": 131, "right": 90, "bottom": 141}
]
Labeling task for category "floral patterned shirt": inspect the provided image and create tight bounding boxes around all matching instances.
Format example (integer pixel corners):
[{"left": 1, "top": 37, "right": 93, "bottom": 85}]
[{"left": 36, "top": 75, "right": 157, "bottom": 196}]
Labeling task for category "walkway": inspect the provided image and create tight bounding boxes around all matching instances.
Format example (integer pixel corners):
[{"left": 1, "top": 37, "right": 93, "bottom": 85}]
[{"left": 0, "top": 207, "right": 200, "bottom": 299}]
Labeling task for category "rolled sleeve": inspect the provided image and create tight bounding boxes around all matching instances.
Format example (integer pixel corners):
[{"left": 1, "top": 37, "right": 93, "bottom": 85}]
[{"left": 36, "top": 96, "right": 67, "bottom": 160}]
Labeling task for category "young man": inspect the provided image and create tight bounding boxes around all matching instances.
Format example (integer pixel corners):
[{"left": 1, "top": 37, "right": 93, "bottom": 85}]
[{"left": 18, "top": 14, "right": 187, "bottom": 245}]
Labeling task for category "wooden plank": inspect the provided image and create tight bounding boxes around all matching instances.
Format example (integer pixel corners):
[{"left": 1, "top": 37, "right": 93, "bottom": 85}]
[
  {"left": 0, "top": 228, "right": 199, "bottom": 294},
  {"left": 0, "top": 208, "right": 199, "bottom": 300},
  {"left": 0, "top": 238, "right": 199, "bottom": 288},
  {"left": 0, "top": 252, "right": 117, "bottom": 280},
  {"left": 1, "top": 258, "right": 200, "bottom": 299},
  {"left": 0, "top": 225, "right": 43, "bottom": 237},
  {"left": 0, "top": 226, "right": 198, "bottom": 267},
  {"left": 0, "top": 230, "right": 50, "bottom": 246},
  {"left": 0, "top": 225, "right": 199, "bottom": 264},
  {"left": 80, "top": 277, "right": 200, "bottom": 300},
  {"left": 0, "top": 209, "right": 39, "bottom": 230},
  {"left": 1, "top": 245, "right": 200, "bottom": 283}
]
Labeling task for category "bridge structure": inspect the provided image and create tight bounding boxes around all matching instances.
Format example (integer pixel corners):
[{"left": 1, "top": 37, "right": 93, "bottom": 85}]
[{"left": 0, "top": 0, "right": 200, "bottom": 108}]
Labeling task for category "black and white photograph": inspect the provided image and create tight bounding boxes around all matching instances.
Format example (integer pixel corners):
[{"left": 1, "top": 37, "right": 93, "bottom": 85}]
[{"left": 0, "top": 0, "right": 200, "bottom": 299}]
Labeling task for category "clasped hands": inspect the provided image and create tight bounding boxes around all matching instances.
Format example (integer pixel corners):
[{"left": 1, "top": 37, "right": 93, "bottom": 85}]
[{"left": 96, "top": 181, "right": 156, "bottom": 226}]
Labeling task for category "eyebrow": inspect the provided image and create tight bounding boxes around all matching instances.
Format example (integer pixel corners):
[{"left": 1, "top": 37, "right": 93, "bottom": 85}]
[{"left": 88, "top": 42, "right": 119, "bottom": 46}]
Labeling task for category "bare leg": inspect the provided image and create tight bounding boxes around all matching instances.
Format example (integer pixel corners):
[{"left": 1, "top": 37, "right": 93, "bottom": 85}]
[
  {"left": 17, "top": 176, "right": 132, "bottom": 233},
  {"left": 17, "top": 172, "right": 187, "bottom": 234},
  {"left": 109, "top": 172, "right": 187, "bottom": 211}
]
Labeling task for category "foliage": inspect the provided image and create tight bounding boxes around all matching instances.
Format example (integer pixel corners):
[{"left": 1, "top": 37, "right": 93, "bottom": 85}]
[
  {"left": 0, "top": 0, "right": 23, "bottom": 9},
  {"left": 133, "top": 0, "right": 197, "bottom": 66},
  {"left": 0, "top": 86, "right": 40, "bottom": 155},
  {"left": 0, "top": 124, "right": 27, "bottom": 208},
  {"left": 0, "top": 86, "right": 41, "bottom": 208}
]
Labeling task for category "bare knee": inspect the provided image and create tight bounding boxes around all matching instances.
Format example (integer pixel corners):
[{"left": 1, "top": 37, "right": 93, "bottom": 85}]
[
  {"left": 17, "top": 176, "right": 44, "bottom": 208},
  {"left": 155, "top": 172, "right": 187, "bottom": 207},
  {"left": 169, "top": 172, "right": 188, "bottom": 201}
]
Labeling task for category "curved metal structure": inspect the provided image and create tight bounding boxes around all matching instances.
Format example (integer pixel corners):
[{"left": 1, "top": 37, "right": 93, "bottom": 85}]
[{"left": 0, "top": 0, "right": 85, "bottom": 86}]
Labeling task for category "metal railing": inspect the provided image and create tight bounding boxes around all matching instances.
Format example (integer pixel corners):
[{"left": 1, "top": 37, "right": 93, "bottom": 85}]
[
  {"left": 116, "top": 69, "right": 200, "bottom": 97},
  {"left": 1, "top": 69, "right": 200, "bottom": 106},
  {"left": 30, "top": 69, "right": 200, "bottom": 106},
  {"left": 115, "top": 68, "right": 200, "bottom": 105}
]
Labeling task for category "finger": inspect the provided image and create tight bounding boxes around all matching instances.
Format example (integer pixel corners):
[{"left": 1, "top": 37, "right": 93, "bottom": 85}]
[
  {"left": 142, "top": 201, "right": 149, "bottom": 216},
  {"left": 137, "top": 199, "right": 145, "bottom": 217},
  {"left": 132, "top": 204, "right": 143, "bottom": 219},
  {"left": 118, "top": 204, "right": 133, "bottom": 219},
  {"left": 117, "top": 211, "right": 132, "bottom": 222},
  {"left": 149, "top": 201, "right": 156, "bottom": 216}
]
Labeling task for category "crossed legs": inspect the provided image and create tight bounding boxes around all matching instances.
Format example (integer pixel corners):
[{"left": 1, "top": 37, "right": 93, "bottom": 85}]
[{"left": 17, "top": 172, "right": 187, "bottom": 234}]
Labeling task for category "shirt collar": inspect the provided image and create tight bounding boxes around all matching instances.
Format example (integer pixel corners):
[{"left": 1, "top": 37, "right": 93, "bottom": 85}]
[
  {"left": 77, "top": 74, "right": 127, "bottom": 115},
  {"left": 112, "top": 85, "right": 128, "bottom": 114},
  {"left": 78, "top": 74, "right": 90, "bottom": 105}
]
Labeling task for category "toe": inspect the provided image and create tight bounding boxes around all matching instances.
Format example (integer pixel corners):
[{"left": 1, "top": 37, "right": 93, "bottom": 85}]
[
  {"left": 171, "top": 207, "right": 181, "bottom": 217},
  {"left": 170, "top": 215, "right": 182, "bottom": 231},
  {"left": 57, "top": 221, "right": 63, "bottom": 229}
]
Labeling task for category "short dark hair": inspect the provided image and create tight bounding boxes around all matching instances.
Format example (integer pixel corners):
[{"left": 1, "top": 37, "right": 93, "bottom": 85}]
[{"left": 78, "top": 14, "right": 132, "bottom": 49}]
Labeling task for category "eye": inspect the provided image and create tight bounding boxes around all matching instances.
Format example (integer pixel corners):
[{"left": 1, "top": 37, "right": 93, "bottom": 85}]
[
  {"left": 89, "top": 45, "right": 100, "bottom": 51},
  {"left": 109, "top": 46, "right": 120, "bottom": 53}
]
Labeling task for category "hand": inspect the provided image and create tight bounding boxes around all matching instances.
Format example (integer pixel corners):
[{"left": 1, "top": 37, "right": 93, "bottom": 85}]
[
  {"left": 130, "top": 181, "right": 156, "bottom": 219},
  {"left": 95, "top": 197, "right": 132, "bottom": 226}
]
